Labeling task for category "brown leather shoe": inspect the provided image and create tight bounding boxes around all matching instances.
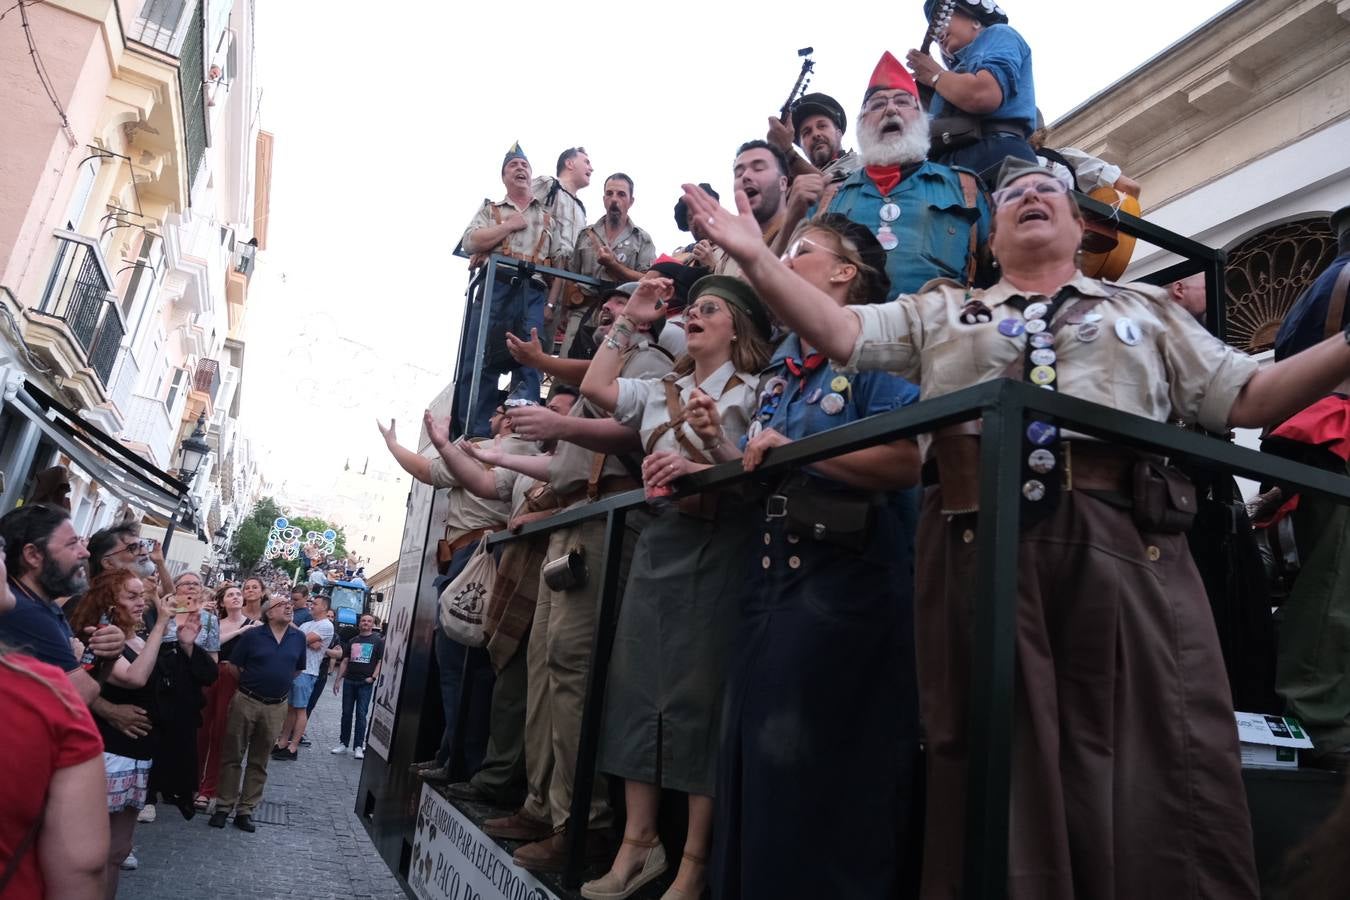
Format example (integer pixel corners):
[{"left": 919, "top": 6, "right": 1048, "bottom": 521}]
[
  {"left": 482, "top": 810, "right": 552, "bottom": 842},
  {"left": 512, "top": 830, "right": 612, "bottom": 874}
]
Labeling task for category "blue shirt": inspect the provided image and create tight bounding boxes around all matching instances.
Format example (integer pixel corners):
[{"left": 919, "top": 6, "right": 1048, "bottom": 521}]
[
  {"left": 1275, "top": 254, "right": 1350, "bottom": 360},
  {"left": 818, "top": 161, "right": 990, "bottom": 299},
  {"left": 230, "top": 623, "right": 307, "bottom": 699},
  {"left": 0, "top": 578, "right": 78, "bottom": 671},
  {"left": 293, "top": 608, "right": 313, "bottom": 626},
  {"left": 930, "top": 23, "right": 1036, "bottom": 135}
]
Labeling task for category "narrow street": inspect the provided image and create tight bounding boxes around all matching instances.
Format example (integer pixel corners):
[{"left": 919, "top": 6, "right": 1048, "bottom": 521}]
[{"left": 121, "top": 690, "right": 405, "bottom": 899}]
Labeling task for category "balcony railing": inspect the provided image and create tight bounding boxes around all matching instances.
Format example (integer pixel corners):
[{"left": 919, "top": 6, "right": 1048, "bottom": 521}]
[
  {"left": 193, "top": 358, "right": 220, "bottom": 403},
  {"left": 36, "top": 233, "right": 126, "bottom": 386},
  {"left": 127, "top": 0, "right": 191, "bottom": 53},
  {"left": 178, "top": 2, "right": 207, "bottom": 190}
]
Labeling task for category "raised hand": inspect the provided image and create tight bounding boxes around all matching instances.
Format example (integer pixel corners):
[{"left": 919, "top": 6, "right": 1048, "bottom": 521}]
[
  {"left": 377, "top": 418, "right": 397, "bottom": 445},
  {"left": 423, "top": 410, "right": 451, "bottom": 449},
  {"left": 766, "top": 113, "right": 795, "bottom": 153},
  {"left": 680, "top": 183, "right": 765, "bottom": 265},
  {"left": 505, "top": 328, "right": 547, "bottom": 368},
  {"left": 621, "top": 272, "right": 675, "bottom": 326},
  {"left": 684, "top": 390, "right": 724, "bottom": 443},
  {"left": 501, "top": 403, "right": 566, "bottom": 442}
]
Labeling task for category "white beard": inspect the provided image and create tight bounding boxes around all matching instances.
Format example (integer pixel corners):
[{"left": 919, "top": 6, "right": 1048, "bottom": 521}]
[{"left": 857, "top": 111, "right": 932, "bottom": 167}]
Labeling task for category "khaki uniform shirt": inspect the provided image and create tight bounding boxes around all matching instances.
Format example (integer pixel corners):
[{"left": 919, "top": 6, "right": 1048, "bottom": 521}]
[
  {"left": 570, "top": 219, "right": 658, "bottom": 293},
  {"left": 613, "top": 360, "right": 758, "bottom": 456},
  {"left": 842, "top": 273, "right": 1261, "bottom": 435},
  {"left": 492, "top": 468, "right": 540, "bottom": 520},
  {"left": 532, "top": 176, "right": 586, "bottom": 262},
  {"left": 548, "top": 339, "right": 674, "bottom": 502},
  {"left": 461, "top": 196, "right": 564, "bottom": 265},
  {"left": 429, "top": 435, "right": 539, "bottom": 540}
]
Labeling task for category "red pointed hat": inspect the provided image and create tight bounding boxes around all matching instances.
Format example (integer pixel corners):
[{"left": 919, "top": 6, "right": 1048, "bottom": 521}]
[{"left": 865, "top": 51, "right": 918, "bottom": 100}]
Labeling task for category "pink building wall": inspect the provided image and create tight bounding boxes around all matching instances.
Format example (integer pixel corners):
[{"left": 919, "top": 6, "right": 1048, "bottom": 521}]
[{"left": 0, "top": 3, "right": 115, "bottom": 301}]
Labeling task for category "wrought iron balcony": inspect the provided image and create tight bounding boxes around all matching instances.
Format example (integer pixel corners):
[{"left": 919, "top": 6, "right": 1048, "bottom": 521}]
[{"left": 35, "top": 232, "right": 126, "bottom": 386}]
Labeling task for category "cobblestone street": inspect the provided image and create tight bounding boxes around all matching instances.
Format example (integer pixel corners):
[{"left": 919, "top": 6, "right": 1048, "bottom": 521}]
[{"left": 121, "top": 689, "right": 406, "bottom": 899}]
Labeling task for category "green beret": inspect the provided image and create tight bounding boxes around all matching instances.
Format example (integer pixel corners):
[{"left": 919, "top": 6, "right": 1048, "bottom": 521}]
[{"left": 690, "top": 275, "right": 771, "bottom": 340}]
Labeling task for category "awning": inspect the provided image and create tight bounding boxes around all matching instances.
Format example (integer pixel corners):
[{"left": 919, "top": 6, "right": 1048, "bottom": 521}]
[{"left": 6, "top": 375, "right": 188, "bottom": 520}]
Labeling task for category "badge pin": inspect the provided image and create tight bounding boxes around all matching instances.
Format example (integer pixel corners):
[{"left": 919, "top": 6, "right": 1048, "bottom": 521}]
[
  {"left": 820, "top": 393, "right": 846, "bottom": 415},
  {"left": 878, "top": 202, "right": 901, "bottom": 223},
  {"left": 1030, "top": 348, "right": 1057, "bottom": 366},
  {"left": 1029, "top": 365, "right": 1057, "bottom": 386},
  {"left": 806, "top": 388, "right": 823, "bottom": 405},
  {"left": 877, "top": 227, "right": 899, "bottom": 251},
  {"left": 1026, "top": 420, "right": 1058, "bottom": 446},
  {"left": 1115, "top": 317, "right": 1142, "bottom": 346},
  {"left": 1029, "top": 333, "right": 1054, "bottom": 349},
  {"left": 1024, "top": 318, "right": 1048, "bottom": 335},
  {"left": 830, "top": 375, "right": 850, "bottom": 393},
  {"left": 1082, "top": 312, "right": 1103, "bottom": 323},
  {"left": 1028, "top": 448, "right": 1056, "bottom": 474},
  {"left": 1022, "top": 479, "right": 1047, "bottom": 502},
  {"left": 997, "top": 318, "right": 1025, "bottom": 338},
  {"left": 1023, "top": 301, "right": 1049, "bottom": 320},
  {"left": 1077, "top": 323, "right": 1101, "bottom": 342}
]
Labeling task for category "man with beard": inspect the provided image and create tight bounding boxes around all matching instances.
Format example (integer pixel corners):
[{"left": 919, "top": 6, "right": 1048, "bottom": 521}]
[
  {"left": 713, "top": 140, "right": 791, "bottom": 279},
  {"left": 452, "top": 287, "right": 671, "bottom": 873},
  {"left": 559, "top": 174, "right": 657, "bottom": 356},
  {"left": 0, "top": 504, "right": 123, "bottom": 705},
  {"left": 458, "top": 143, "right": 567, "bottom": 437},
  {"left": 770, "top": 92, "right": 861, "bottom": 254},
  {"left": 813, "top": 51, "right": 990, "bottom": 300},
  {"left": 88, "top": 524, "right": 174, "bottom": 598}
]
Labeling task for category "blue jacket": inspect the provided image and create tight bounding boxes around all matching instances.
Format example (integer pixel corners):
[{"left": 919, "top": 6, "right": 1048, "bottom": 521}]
[
  {"left": 817, "top": 161, "right": 989, "bottom": 300},
  {"left": 931, "top": 23, "right": 1036, "bottom": 135},
  {"left": 1275, "top": 253, "right": 1350, "bottom": 360}
]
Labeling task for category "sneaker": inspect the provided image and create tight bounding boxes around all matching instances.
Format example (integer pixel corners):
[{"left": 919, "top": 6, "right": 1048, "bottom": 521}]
[
  {"left": 353, "top": 747, "right": 365, "bottom": 760},
  {"left": 137, "top": 804, "right": 156, "bottom": 823},
  {"left": 331, "top": 744, "right": 348, "bottom": 754},
  {"left": 120, "top": 852, "right": 139, "bottom": 871}
]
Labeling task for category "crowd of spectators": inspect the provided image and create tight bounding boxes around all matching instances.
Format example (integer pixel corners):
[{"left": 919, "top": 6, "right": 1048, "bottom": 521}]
[{"left": 0, "top": 502, "right": 384, "bottom": 897}]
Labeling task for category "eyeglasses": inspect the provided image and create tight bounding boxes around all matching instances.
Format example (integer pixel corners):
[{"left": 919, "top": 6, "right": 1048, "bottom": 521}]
[
  {"left": 781, "top": 236, "right": 848, "bottom": 264},
  {"left": 863, "top": 93, "right": 920, "bottom": 115},
  {"left": 991, "top": 178, "right": 1070, "bottom": 208},
  {"left": 687, "top": 300, "right": 726, "bottom": 319}
]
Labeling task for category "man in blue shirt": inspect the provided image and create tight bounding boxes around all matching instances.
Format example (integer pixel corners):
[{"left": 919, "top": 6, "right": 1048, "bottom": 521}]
[
  {"left": 0, "top": 504, "right": 124, "bottom": 705},
  {"left": 810, "top": 51, "right": 990, "bottom": 300},
  {"left": 208, "top": 593, "right": 306, "bottom": 832}
]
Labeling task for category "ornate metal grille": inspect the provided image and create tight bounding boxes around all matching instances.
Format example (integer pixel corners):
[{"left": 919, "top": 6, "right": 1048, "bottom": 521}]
[{"left": 1224, "top": 218, "right": 1338, "bottom": 354}]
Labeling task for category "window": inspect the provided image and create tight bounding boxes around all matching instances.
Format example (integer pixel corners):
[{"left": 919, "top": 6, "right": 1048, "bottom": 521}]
[
  {"left": 164, "top": 367, "right": 188, "bottom": 412},
  {"left": 64, "top": 158, "right": 101, "bottom": 233}
]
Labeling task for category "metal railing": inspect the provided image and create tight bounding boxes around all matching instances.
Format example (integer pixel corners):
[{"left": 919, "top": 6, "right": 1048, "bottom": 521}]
[
  {"left": 36, "top": 232, "right": 126, "bottom": 387},
  {"left": 177, "top": 2, "right": 207, "bottom": 188},
  {"left": 462, "top": 379, "right": 1350, "bottom": 896}
]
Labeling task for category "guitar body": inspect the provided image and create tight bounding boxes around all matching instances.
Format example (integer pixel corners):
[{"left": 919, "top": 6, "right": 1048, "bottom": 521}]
[{"left": 1080, "top": 186, "right": 1141, "bottom": 281}]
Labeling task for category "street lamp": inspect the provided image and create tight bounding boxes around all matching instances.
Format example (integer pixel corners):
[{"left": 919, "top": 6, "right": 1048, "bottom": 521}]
[
  {"left": 212, "top": 523, "right": 229, "bottom": 553},
  {"left": 178, "top": 414, "right": 210, "bottom": 484}
]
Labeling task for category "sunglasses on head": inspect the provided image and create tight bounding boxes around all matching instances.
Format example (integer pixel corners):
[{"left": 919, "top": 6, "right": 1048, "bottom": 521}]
[
  {"left": 781, "top": 236, "right": 847, "bottom": 263},
  {"left": 991, "top": 178, "right": 1070, "bottom": 208}
]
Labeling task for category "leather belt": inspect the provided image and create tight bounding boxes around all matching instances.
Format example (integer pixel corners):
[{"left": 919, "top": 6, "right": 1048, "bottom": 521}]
[
  {"left": 238, "top": 685, "right": 286, "bottom": 705},
  {"left": 922, "top": 439, "right": 1141, "bottom": 508},
  {"left": 445, "top": 527, "right": 493, "bottom": 557}
]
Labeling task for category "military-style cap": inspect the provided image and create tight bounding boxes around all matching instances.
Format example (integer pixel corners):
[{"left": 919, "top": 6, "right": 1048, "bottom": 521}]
[
  {"left": 993, "top": 156, "right": 1061, "bottom": 191},
  {"left": 649, "top": 256, "right": 706, "bottom": 310},
  {"left": 864, "top": 52, "right": 919, "bottom": 102},
  {"left": 1331, "top": 206, "right": 1350, "bottom": 244},
  {"left": 674, "top": 183, "right": 720, "bottom": 233},
  {"left": 792, "top": 92, "right": 847, "bottom": 139},
  {"left": 690, "top": 275, "right": 772, "bottom": 339},
  {"left": 604, "top": 281, "right": 640, "bottom": 299},
  {"left": 501, "top": 141, "right": 529, "bottom": 174},
  {"left": 924, "top": 0, "right": 1008, "bottom": 27}
]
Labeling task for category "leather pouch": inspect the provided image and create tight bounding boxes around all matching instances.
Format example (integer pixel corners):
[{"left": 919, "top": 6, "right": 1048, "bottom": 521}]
[
  {"left": 774, "top": 478, "right": 875, "bottom": 550},
  {"left": 929, "top": 115, "right": 982, "bottom": 153},
  {"left": 542, "top": 548, "right": 587, "bottom": 592},
  {"left": 1131, "top": 460, "right": 1197, "bottom": 534}
]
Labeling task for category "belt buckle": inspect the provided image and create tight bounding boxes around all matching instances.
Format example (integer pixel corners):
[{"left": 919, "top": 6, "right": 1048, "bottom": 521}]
[{"left": 766, "top": 494, "right": 788, "bottom": 519}]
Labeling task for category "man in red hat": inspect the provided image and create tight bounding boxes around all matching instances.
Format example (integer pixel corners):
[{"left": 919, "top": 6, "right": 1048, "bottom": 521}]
[{"left": 804, "top": 51, "right": 990, "bottom": 301}]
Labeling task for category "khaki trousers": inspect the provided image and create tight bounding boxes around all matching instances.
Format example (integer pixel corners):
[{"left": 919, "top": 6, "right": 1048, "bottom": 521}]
[
  {"left": 215, "top": 691, "right": 288, "bottom": 816},
  {"left": 915, "top": 486, "right": 1259, "bottom": 899}
]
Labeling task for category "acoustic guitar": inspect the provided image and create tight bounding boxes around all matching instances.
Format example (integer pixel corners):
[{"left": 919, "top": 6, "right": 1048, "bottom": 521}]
[{"left": 1079, "top": 186, "right": 1142, "bottom": 281}]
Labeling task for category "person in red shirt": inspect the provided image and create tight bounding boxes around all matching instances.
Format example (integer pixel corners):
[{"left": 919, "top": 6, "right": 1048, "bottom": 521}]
[{"left": 0, "top": 547, "right": 107, "bottom": 899}]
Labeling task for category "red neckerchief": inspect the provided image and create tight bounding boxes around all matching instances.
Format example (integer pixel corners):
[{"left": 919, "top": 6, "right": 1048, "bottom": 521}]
[
  {"left": 783, "top": 353, "right": 826, "bottom": 378},
  {"left": 865, "top": 164, "right": 903, "bottom": 196}
]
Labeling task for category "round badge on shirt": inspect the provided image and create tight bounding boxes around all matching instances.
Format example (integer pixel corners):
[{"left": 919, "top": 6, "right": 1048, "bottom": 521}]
[
  {"left": 1023, "top": 301, "right": 1049, "bottom": 320},
  {"left": 998, "top": 318, "right": 1025, "bottom": 338},
  {"left": 820, "top": 393, "right": 846, "bottom": 415},
  {"left": 1024, "top": 318, "right": 1048, "bottom": 335},
  {"left": 1030, "top": 348, "right": 1056, "bottom": 366}
]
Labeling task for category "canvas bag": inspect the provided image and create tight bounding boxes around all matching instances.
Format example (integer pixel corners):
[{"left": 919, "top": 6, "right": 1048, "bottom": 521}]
[{"left": 437, "top": 535, "right": 495, "bottom": 647}]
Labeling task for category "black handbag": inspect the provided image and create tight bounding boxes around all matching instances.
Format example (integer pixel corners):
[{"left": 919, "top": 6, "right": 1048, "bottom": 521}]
[{"left": 929, "top": 114, "right": 983, "bottom": 153}]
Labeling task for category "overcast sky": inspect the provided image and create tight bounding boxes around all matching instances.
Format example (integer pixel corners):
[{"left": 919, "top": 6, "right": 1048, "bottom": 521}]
[{"left": 240, "top": 0, "right": 1237, "bottom": 498}]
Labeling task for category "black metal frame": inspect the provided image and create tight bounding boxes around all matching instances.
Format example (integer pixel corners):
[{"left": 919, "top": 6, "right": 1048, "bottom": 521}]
[{"left": 463, "top": 378, "right": 1350, "bottom": 894}]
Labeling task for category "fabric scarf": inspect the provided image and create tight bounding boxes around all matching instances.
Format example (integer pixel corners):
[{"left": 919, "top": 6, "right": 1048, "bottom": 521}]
[
  {"left": 865, "top": 164, "right": 903, "bottom": 196},
  {"left": 484, "top": 536, "right": 547, "bottom": 673},
  {"left": 783, "top": 353, "right": 826, "bottom": 378}
]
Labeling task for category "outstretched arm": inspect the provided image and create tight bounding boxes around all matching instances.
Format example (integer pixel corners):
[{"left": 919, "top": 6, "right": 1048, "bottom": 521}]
[
  {"left": 580, "top": 274, "right": 673, "bottom": 412},
  {"left": 462, "top": 443, "right": 554, "bottom": 481},
  {"left": 682, "top": 184, "right": 859, "bottom": 361},
  {"left": 1228, "top": 331, "right": 1350, "bottom": 428},
  {"left": 423, "top": 412, "right": 500, "bottom": 499},
  {"left": 377, "top": 419, "right": 433, "bottom": 484},
  {"left": 506, "top": 329, "right": 592, "bottom": 385},
  {"left": 504, "top": 403, "right": 642, "bottom": 454}
]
